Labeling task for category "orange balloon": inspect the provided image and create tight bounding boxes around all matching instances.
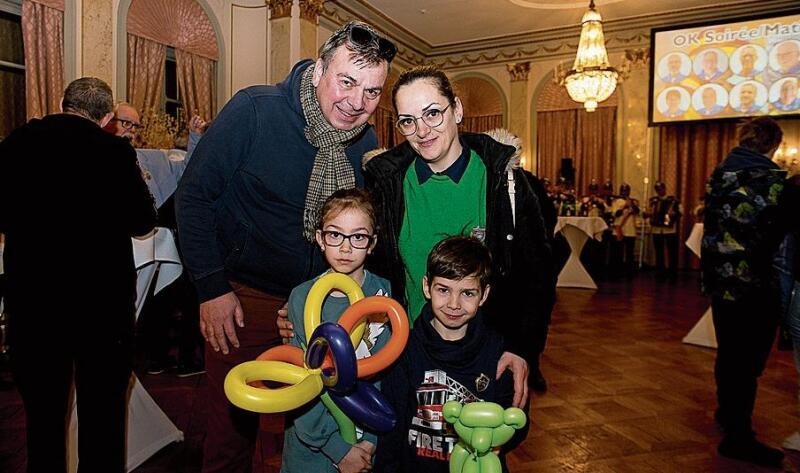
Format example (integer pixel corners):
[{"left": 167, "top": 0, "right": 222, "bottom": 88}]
[
  {"left": 250, "top": 344, "right": 306, "bottom": 388},
  {"left": 337, "top": 296, "right": 409, "bottom": 378}
]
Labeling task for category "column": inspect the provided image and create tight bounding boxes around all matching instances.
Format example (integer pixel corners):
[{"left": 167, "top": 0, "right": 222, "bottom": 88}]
[
  {"left": 81, "top": 0, "right": 114, "bottom": 85},
  {"left": 507, "top": 62, "right": 530, "bottom": 170},
  {"left": 268, "top": 0, "right": 323, "bottom": 84},
  {"left": 298, "top": 0, "right": 324, "bottom": 60}
]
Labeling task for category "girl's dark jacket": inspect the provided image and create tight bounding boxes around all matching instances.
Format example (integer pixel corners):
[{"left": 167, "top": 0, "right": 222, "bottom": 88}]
[{"left": 363, "top": 131, "right": 556, "bottom": 364}]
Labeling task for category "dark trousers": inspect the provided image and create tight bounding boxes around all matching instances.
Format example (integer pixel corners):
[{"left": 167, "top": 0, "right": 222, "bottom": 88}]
[
  {"left": 201, "top": 282, "right": 283, "bottom": 473},
  {"left": 611, "top": 236, "right": 636, "bottom": 276},
  {"left": 652, "top": 232, "right": 678, "bottom": 275},
  {"left": 711, "top": 294, "right": 779, "bottom": 438},
  {"left": 10, "top": 321, "right": 132, "bottom": 473}
]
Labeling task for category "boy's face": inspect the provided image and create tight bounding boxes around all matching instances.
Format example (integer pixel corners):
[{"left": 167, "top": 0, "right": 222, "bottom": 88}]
[
  {"left": 315, "top": 208, "right": 376, "bottom": 282},
  {"left": 423, "top": 274, "right": 490, "bottom": 341}
]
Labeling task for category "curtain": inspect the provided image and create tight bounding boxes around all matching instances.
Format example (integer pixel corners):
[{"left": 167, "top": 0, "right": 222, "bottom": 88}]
[
  {"left": 575, "top": 107, "right": 616, "bottom": 194},
  {"left": 21, "top": 0, "right": 64, "bottom": 119},
  {"left": 372, "top": 105, "right": 395, "bottom": 149},
  {"left": 536, "top": 110, "right": 578, "bottom": 182},
  {"left": 460, "top": 114, "right": 503, "bottom": 134},
  {"left": 658, "top": 121, "right": 739, "bottom": 268},
  {"left": 127, "top": 33, "right": 166, "bottom": 114},
  {"left": 175, "top": 48, "right": 215, "bottom": 121}
]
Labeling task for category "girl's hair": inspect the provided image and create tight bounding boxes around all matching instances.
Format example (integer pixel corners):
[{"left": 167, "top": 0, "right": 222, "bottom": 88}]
[
  {"left": 318, "top": 188, "right": 377, "bottom": 231},
  {"left": 391, "top": 65, "right": 456, "bottom": 112}
]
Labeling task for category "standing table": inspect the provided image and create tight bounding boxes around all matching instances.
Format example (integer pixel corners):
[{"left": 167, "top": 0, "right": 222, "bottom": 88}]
[
  {"left": 554, "top": 216, "right": 608, "bottom": 289},
  {"left": 682, "top": 223, "right": 717, "bottom": 348}
]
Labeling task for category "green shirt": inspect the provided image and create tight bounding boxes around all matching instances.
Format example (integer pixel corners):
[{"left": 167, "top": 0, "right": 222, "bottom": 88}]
[{"left": 398, "top": 150, "right": 487, "bottom": 324}]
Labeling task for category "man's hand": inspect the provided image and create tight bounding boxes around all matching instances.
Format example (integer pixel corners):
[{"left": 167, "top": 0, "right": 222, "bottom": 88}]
[
  {"left": 496, "top": 351, "right": 529, "bottom": 408},
  {"left": 277, "top": 302, "right": 293, "bottom": 344},
  {"left": 337, "top": 440, "right": 374, "bottom": 472},
  {"left": 200, "top": 291, "right": 244, "bottom": 354},
  {"left": 189, "top": 114, "right": 207, "bottom": 134}
]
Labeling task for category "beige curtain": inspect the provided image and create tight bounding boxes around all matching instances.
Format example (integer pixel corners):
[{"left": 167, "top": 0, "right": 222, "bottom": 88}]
[
  {"left": 575, "top": 107, "right": 616, "bottom": 194},
  {"left": 371, "top": 105, "right": 396, "bottom": 149},
  {"left": 175, "top": 48, "right": 215, "bottom": 121},
  {"left": 536, "top": 110, "right": 578, "bottom": 182},
  {"left": 658, "top": 122, "right": 739, "bottom": 268},
  {"left": 21, "top": 0, "right": 64, "bottom": 119},
  {"left": 460, "top": 114, "right": 503, "bottom": 134},
  {"left": 127, "top": 33, "right": 166, "bottom": 114}
]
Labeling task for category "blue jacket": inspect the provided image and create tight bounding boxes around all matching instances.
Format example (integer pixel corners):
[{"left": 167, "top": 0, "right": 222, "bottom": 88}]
[{"left": 176, "top": 60, "right": 379, "bottom": 301}]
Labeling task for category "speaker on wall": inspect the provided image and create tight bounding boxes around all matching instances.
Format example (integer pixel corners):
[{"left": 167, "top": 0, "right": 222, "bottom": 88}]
[{"left": 560, "top": 158, "right": 575, "bottom": 185}]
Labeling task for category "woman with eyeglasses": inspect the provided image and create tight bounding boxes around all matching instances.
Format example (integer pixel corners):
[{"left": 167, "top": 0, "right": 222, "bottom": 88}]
[{"left": 363, "top": 66, "right": 555, "bottom": 415}]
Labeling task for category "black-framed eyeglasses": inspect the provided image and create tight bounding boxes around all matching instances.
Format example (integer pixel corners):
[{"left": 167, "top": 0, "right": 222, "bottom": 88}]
[
  {"left": 321, "top": 230, "right": 374, "bottom": 250},
  {"left": 113, "top": 118, "right": 143, "bottom": 131},
  {"left": 347, "top": 24, "right": 397, "bottom": 63},
  {"left": 395, "top": 104, "right": 452, "bottom": 136}
]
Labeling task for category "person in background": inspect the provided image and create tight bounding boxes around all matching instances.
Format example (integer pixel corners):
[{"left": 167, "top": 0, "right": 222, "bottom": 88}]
[
  {"left": 610, "top": 183, "right": 639, "bottom": 277},
  {"left": 647, "top": 181, "right": 682, "bottom": 280},
  {"left": 0, "top": 77, "right": 156, "bottom": 472},
  {"left": 175, "top": 21, "right": 396, "bottom": 473},
  {"left": 702, "top": 116, "right": 788, "bottom": 468}
]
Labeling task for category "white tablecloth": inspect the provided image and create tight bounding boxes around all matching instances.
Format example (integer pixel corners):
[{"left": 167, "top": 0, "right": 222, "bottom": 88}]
[
  {"left": 554, "top": 217, "right": 608, "bottom": 289},
  {"left": 683, "top": 223, "right": 717, "bottom": 349},
  {"left": 68, "top": 228, "right": 184, "bottom": 472}
]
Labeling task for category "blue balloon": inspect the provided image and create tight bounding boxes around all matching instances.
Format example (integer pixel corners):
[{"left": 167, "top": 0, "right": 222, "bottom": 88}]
[
  {"left": 305, "top": 322, "right": 358, "bottom": 393},
  {"left": 330, "top": 381, "right": 396, "bottom": 432}
]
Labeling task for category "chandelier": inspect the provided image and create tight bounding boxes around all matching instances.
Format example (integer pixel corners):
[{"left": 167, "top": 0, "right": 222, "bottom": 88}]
[{"left": 564, "top": 0, "right": 618, "bottom": 112}]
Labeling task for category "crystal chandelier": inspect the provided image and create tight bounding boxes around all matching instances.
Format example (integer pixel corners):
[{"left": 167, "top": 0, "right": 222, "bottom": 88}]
[{"left": 564, "top": 0, "right": 618, "bottom": 112}]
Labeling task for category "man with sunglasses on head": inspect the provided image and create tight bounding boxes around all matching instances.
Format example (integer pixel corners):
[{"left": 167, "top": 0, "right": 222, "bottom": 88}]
[{"left": 175, "top": 21, "right": 396, "bottom": 473}]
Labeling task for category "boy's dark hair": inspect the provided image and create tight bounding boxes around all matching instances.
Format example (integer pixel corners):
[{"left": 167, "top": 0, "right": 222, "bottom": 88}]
[
  {"left": 61, "top": 77, "right": 114, "bottom": 121},
  {"left": 426, "top": 236, "right": 492, "bottom": 290},
  {"left": 392, "top": 65, "right": 456, "bottom": 112},
  {"left": 737, "top": 116, "right": 783, "bottom": 155},
  {"left": 318, "top": 187, "right": 376, "bottom": 231}
]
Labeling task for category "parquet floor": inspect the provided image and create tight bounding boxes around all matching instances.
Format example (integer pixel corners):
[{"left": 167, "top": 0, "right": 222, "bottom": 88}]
[{"left": 2, "top": 271, "right": 799, "bottom": 472}]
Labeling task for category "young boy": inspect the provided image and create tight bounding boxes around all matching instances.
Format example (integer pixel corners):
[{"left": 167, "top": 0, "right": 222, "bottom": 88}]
[{"left": 374, "top": 236, "right": 515, "bottom": 472}]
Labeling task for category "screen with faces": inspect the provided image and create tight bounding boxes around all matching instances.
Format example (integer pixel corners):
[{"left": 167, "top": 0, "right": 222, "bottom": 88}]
[{"left": 650, "top": 13, "right": 800, "bottom": 124}]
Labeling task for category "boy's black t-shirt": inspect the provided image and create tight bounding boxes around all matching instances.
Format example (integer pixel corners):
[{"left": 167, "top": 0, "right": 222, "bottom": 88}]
[{"left": 374, "top": 304, "right": 515, "bottom": 472}]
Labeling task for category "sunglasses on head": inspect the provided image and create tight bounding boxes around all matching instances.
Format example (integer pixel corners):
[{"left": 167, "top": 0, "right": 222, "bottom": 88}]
[{"left": 347, "top": 24, "right": 397, "bottom": 62}]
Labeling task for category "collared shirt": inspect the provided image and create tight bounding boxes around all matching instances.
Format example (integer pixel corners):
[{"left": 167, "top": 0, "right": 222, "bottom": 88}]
[{"left": 415, "top": 137, "right": 470, "bottom": 184}]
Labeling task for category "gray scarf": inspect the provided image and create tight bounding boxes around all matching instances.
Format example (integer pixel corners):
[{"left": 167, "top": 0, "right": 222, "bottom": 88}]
[{"left": 300, "top": 65, "right": 366, "bottom": 242}]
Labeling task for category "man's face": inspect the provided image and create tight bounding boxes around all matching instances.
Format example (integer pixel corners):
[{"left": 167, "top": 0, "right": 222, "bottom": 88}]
[
  {"left": 666, "top": 91, "right": 681, "bottom": 111},
  {"left": 781, "top": 80, "right": 798, "bottom": 105},
  {"left": 667, "top": 55, "right": 682, "bottom": 75},
  {"left": 110, "top": 104, "right": 141, "bottom": 141},
  {"left": 703, "top": 52, "right": 718, "bottom": 75},
  {"left": 739, "top": 84, "right": 756, "bottom": 107},
  {"left": 313, "top": 44, "right": 388, "bottom": 131},
  {"left": 702, "top": 88, "right": 717, "bottom": 109},
  {"left": 777, "top": 42, "right": 800, "bottom": 73},
  {"left": 740, "top": 47, "right": 756, "bottom": 72}
]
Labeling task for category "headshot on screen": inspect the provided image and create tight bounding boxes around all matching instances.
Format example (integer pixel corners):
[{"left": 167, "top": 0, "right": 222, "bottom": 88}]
[
  {"left": 729, "top": 44, "right": 767, "bottom": 79},
  {"left": 657, "top": 86, "right": 690, "bottom": 118},
  {"left": 693, "top": 48, "right": 728, "bottom": 81},
  {"left": 770, "top": 77, "right": 800, "bottom": 112},
  {"left": 692, "top": 84, "right": 728, "bottom": 116},
  {"left": 729, "top": 80, "right": 768, "bottom": 114},
  {"left": 658, "top": 52, "right": 691, "bottom": 83},
  {"left": 770, "top": 39, "right": 800, "bottom": 74}
]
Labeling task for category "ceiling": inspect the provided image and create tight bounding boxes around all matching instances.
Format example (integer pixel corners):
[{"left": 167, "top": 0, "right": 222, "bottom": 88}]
[{"left": 358, "top": 0, "right": 791, "bottom": 47}]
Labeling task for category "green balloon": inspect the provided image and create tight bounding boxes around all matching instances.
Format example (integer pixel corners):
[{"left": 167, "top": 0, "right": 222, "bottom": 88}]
[{"left": 320, "top": 392, "right": 356, "bottom": 445}]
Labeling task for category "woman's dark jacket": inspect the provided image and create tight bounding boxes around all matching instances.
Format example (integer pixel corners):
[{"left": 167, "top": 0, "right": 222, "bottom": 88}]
[{"left": 363, "top": 132, "right": 556, "bottom": 364}]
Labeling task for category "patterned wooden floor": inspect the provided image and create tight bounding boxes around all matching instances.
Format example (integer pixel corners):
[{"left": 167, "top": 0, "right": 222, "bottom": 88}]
[{"left": 1, "top": 271, "right": 799, "bottom": 472}]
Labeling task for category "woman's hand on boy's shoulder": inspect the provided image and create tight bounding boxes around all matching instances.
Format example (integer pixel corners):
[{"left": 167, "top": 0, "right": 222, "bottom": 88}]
[{"left": 496, "top": 351, "right": 529, "bottom": 408}]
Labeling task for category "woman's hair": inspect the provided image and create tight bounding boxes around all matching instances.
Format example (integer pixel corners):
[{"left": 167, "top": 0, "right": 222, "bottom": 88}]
[
  {"left": 318, "top": 188, "right": 377, "bottom": 231},
  {"left": 391, "top": 65, "right": 456, "bottom": 112},
  {"left": 426, "top": 236, "right": 492, "bottom": 291},
  {"left": 737, "top": 116, "right": 783, "bottom": 155}
]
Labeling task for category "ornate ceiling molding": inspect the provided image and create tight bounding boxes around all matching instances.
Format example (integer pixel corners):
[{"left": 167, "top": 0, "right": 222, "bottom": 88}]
[
  {"left": 507, "top": 62, "right": 531, "bottom": 82},
  {"left": 322, "top": 0, "right": 797, "bottom": 70},
  {"left": 267, "top": 0, "right": 292, "bottom": 19},
  {"left": 298, "top": 0, "right": 324, "bottom": 23}
]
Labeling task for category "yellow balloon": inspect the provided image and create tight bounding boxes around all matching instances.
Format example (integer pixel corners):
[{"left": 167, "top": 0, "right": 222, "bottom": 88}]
[
  {"left": 304, "top": 272, "right": 367, "bottom": 348},
  {"left": 224, "top": 360, "right": 324, "bottom": 413}
]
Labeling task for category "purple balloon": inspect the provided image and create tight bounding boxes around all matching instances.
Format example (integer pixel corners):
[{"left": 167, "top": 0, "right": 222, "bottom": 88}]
[
  {"left": 330, "top": 381, "right": 397, "bottom": 432},
  {"left": 305, "top": 322, "right": 358, "bottom": 393}
]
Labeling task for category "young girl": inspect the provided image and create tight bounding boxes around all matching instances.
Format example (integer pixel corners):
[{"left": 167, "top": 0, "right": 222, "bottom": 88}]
[{"left": 281, "top": 187, "right": 391, "bottom": 473}]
